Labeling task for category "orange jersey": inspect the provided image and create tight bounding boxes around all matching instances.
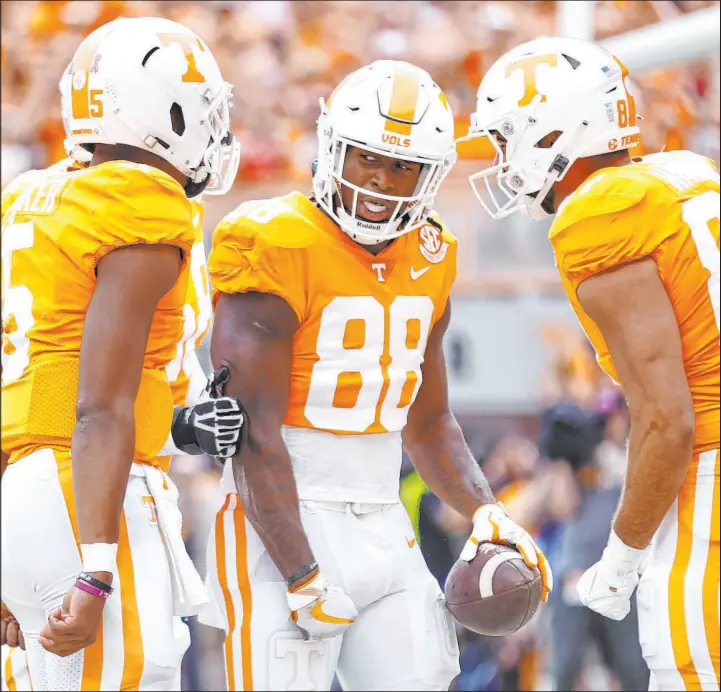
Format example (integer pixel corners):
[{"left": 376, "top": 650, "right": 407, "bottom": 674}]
[
  {"left": 209, "top": 192, "right": 457, "bottom": 435},
  {"left": 550, "top": 151, "right": 720, "bottom": 452},
  {"left": 167, "top": 198, "right": 212, "bottom": 407},
  {"left": 1, "top": 158, "right": 84, "bottom": 219},
  {"left": 1, "top": 161, "right": 194, "bottom": 464}
]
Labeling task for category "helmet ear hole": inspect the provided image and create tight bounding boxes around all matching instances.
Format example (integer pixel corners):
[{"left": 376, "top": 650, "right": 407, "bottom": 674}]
[
  {"left": 535, "top": 130, "right": 563, "bottom": 149},
  {"left": 170, "top": 103, "right": 186, "bottom": 136}
]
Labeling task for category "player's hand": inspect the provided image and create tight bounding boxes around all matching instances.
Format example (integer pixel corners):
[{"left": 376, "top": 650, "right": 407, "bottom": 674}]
[
  {"left": 1, "top": 601, "right": 25, "bottom": 650},
  {"left": 460, "top": 503, "right": 553, "bottom": 603},
  {"left": 577, "top": 530, "right": 649, "bottom": 621},
  {"left": 39, "top": 575, "right": 110, "bottom": 657},
  {"left": 171, "top": 396, "right": 244, "bottom": 459},
  {"left": 286, "top": 571, "right": 357, "bottom": 641}
]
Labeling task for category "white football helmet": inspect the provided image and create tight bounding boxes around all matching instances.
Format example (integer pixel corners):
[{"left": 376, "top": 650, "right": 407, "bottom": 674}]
[
  {"left": 313, "top": 60, "right": 457, "bottom": 245},
  {"left": 60, "top": 17, "right": 240, "bottom": 197},
  {"left": 461, "top": 36, "right": 641, "bottom": 220}
]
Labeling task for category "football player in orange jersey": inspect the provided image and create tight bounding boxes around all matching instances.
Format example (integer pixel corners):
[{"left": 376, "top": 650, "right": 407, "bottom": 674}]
[
  {"left": 463, "top": 36, "right": 720, "bottom": 692},
  {"left": 203, "top": 60, "right": 551, "bottom": 691},
  {"left": 0, "top": 17, "right": 244, "bottom": 691},
  {"left": 0, "top": 163, "right": 225, "bottom": 692}
]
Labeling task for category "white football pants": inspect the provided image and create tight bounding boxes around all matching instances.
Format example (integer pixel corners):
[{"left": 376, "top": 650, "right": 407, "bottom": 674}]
[
  {"left": 201, "top": 494, "right": 460, "bottom": 691},
  {"left": 1, "top": 645, "right": 31, "bottom": 691},
  {"left": 638, "top": 448, "right": 719, "bottom": 691},
  {"left": 1, "top": 448, "right": 190, "bottom": 691}
]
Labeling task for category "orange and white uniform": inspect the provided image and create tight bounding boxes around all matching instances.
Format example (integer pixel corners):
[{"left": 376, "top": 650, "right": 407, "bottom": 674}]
[
  {"left": 0, "top": 163, "right": 81, "bottom": 692},
  {"left": 201, "top": 193, "right": 461, "bottom": 691},
  {"left": 550, "top": 150, "right": 720, "bottom": 691},
  {"left": 0, "top": 161, "right": 203, "bottom": 691},
  {"left": 1, "top": 644, "right": 30, "bottom": 692}
]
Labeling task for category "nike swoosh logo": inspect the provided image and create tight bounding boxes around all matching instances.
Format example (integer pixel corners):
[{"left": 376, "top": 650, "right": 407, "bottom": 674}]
[
  {"left": 410, "top": 267, "right": 431, "bottom": 280},
  {"left": 310, "top": 600, "right": 355, "bottom": 625},
  {"left": 407, "top": 537, "right": 417, "bottom": 548}
]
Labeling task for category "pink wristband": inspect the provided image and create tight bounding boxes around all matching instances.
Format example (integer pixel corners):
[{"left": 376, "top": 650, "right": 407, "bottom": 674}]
[{"left": 74, "top": 578, "right": 110, "bottom": 600}]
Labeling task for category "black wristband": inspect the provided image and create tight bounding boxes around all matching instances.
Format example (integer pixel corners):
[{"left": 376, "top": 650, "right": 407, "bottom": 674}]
[
  {"left": 78, "top": 571, "right": 114, "bottom": 595},
  {"left": 286, "top": 562, "right": 319, "bottom": 589}
]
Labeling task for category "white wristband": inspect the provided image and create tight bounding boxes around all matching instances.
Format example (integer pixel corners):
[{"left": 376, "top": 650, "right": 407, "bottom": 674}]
[
  {"left": 603, "top": 530, "right": 648, "bottom": 573},
  {"left": 81, "top": 543, "right": 119, "bottom": 573}
]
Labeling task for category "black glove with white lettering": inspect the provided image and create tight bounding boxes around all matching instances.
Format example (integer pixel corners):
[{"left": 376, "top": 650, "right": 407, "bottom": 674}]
[{"left": 170, "top": 397, "right": 244, "bottom": 459}]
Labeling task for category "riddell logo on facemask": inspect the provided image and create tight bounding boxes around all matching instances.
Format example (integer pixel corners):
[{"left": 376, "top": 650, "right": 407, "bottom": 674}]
[{"left": 382, "top": 133, "right": 411, "bottom": 148}]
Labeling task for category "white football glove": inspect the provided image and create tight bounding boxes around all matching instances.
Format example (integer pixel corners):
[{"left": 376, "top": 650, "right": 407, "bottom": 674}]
[
  {"left": 459, "top": 504, "right": 553, "bottom": 602},
  {"left": 577, "top": 530, "right": 649, "bottom": 621},
  {"left": 286, "top": 571, "right": 357, "bottom": 641}
]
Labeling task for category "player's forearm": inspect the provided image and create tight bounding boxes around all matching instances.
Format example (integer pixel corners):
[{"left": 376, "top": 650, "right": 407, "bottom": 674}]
[
  {"left": 403, "top": 411, "right": 495, "bottom": 519},
  {"left": 1, "top": 450, "right": 8, "bottom": 478},
  {"left": 613, "top": 405, "right": 695, "bottom": 549},
  {"left": 71, "top": 405, "right": 135, "bottom": 548},
  {"left": 233, "top": 435, "right": 316, "bottom": 582}
]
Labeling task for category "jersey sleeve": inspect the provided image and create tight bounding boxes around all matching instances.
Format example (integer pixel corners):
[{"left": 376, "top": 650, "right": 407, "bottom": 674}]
[
  {"left": 549, "top": 171, "right": 666, "bottom": 291},
  {"left": 80, "top": 162, "right": 194, "bottom": 278},
  {"left": 209, "top": 213, "right": 307, "bottom": 323}
]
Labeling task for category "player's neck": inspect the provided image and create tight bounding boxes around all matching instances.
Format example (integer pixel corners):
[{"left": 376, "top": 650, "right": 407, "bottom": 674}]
[
  {"left": 552, "top": 150, "right": 632, "bottom": 212},
  {"left": 89, "top": 144, "right": 187, "bottom": 188}
]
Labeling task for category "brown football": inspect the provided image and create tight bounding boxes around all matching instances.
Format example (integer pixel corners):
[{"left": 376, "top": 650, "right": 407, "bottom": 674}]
[{"left": 444, "top": 542, "right": 543, "bottom": 636}]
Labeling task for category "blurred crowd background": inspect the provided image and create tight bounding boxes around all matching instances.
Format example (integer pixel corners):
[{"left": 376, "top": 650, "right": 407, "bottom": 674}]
[{"left": 2, "top": 1, "right": 720, "bottom": 690}]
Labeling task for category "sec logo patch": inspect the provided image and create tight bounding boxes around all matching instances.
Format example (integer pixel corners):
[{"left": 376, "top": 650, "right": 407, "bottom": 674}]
[{"left": 419, "top": 224, "right": 448, "bottom": 264}]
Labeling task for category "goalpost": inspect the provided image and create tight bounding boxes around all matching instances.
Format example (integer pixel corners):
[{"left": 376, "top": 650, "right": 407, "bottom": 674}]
[{"left": 557, "top": 2, "right": 720, "bottom": 73}]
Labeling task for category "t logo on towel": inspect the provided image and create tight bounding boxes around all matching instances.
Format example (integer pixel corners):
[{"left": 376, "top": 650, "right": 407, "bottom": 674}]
[{"left": 141, "top": 495, "right": 159, "bottom": 526}]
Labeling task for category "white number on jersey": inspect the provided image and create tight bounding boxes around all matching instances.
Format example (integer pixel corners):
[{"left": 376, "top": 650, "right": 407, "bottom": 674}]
[
  {"left": 304, "top": 295, "right": 434, "bottom": 432},
  {"left": 682, "top": 191, "right": 720, "bottom": 332},
  {"left": 1, "top": 221, "right": 35, "bottom": 383}
]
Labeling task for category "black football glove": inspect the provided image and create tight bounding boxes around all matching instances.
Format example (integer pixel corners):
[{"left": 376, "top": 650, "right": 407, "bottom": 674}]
[
  {"left": 170, "top": 367, "right": 245, "bottom": 459},
  {"left": 170, "top": 398, "right": 243, "bottom": 459}
]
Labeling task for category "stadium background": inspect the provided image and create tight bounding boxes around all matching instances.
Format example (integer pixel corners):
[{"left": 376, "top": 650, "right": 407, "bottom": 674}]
[{"left": 1, "top": 1, "right": 719, "bottom": 690}]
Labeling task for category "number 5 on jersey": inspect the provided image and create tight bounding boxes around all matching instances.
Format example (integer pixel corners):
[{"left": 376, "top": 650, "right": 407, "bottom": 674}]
[
  {"left": 304, "top": 296, "right": 434, "bottom": 433},
  {"left": 2, "top": 221, "right": 35, "bottom": 383}
]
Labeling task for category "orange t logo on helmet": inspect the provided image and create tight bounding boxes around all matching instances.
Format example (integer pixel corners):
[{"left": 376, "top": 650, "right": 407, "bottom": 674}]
[
  {"left": 157, "top": 33, "right": 208, "bottom": 83},
  {"left": 505, "top": 54, "right": 558, "bottom": 107}
]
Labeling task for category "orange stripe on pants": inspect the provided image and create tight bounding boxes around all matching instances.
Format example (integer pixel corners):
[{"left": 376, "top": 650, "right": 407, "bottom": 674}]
[
  {"left": 669, "top": 452, "right": 702, "bottom": 690},
  {"left": 118, "top": 509, "right": 144, "bottom": 691},
  {"left": 56, "top": 452, "right": 104, "bottom": 692},
  {"left": 5, "top": 651, "right": 17, "bottom": 692},
  {"left": 701, "top": 450, "right": 720, "bottom": 687},
  {"left": 215, "top": 495, "right": 236, "bottom": 691},
  {"left": 233, "top": 499, "right": 253, "bottom": 692}
]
